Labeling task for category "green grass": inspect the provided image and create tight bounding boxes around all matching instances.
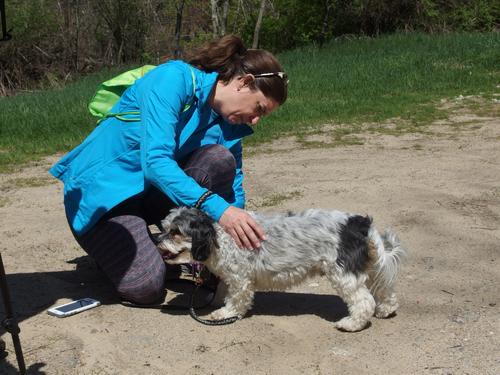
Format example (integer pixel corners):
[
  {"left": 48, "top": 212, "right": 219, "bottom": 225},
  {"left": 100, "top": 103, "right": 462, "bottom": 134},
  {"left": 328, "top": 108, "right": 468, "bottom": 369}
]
[
  {"left": 0, "top": 67, "right": 128, "bottom": 171},
  {"left": 0, "top": 197, "right": 9, "bottom": 208},
  {"left": 256, "top": 190, "right": 303, "bottom": 208},
  {"left": 249, "top": 32, "right": 499, "bottom": 145},
  {"left": 0, "top": 32, "right": 499, "bottom": 171}
]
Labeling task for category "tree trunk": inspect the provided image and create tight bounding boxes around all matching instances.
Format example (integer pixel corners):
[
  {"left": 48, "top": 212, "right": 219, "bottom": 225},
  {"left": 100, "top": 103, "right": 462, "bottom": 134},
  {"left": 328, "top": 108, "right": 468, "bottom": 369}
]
[
  {"left": 210, "top": 0, "right": 230, "bottom": 38},
  {"left": 319, "top": 0, "right": 333, "bottom": 47},
  {"left": 210, "top": 0, "right": 221, "bottom": 38},
  {"left": 174, "top": 0, "right": 186, "bottom": 58},
  {"left": 74, "top": 0, "right": 80, "bottom": 71},
  {"left": 252, "top": 0, "right": 266, "bottom": 48},
  {"left": 221, "top": 0, "right": 229, "bottom": 36}
]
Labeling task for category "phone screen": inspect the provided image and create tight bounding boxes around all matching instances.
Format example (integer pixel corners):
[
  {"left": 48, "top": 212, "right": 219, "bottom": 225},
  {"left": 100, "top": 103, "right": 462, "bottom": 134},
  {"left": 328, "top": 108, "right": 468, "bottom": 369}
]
[{"left": 56, "top": 299, "right": 95, "bottom": 313}]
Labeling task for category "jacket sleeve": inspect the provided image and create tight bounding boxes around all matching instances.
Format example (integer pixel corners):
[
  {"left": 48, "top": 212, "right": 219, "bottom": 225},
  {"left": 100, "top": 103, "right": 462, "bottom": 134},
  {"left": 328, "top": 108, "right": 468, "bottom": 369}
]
[{"left": 135, "top": 64, "right": 230, "bottom": 221}]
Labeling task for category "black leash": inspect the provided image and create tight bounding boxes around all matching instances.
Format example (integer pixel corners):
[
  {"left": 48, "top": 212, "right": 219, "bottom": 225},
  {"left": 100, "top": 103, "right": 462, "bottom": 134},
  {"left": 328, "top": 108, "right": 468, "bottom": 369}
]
[
  {"left": 187, "top": 284, "right": 238, "bottom": 326},
  {"left": 121, "top": 267, "right": 238, "bottom": 326}
]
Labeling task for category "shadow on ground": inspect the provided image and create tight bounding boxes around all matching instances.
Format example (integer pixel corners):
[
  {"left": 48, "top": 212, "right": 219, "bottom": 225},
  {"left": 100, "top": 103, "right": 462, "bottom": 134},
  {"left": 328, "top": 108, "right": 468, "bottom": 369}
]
[
  {"left": 164, "top": 284, "right": 350, "bottom": 324},
  {"left": 0, "top": 256, "right": 117, "bottom": 374}
]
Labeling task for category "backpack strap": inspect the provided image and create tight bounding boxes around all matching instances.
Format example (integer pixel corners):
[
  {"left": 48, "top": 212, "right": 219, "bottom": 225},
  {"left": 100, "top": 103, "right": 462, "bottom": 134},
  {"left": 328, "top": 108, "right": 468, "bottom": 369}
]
[
  {"left": 182, "top": 68, "right": 197, "bottom": 112},
  {"left": 98, "top": 67, "right": 197, "bottom": 124}
]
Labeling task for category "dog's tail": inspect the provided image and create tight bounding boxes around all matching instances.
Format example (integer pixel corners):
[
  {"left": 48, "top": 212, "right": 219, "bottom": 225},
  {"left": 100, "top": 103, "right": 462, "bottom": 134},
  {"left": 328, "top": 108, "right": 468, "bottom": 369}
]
[{"left": 368, "top": 228, "right": 407, "bottom": 294}]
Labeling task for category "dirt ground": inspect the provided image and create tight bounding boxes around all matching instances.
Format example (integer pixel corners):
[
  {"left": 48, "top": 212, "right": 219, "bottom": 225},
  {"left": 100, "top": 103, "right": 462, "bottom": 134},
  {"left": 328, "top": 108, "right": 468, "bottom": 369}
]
[{"left": 0, "top": 110, "right": 499, "bottom": 375}]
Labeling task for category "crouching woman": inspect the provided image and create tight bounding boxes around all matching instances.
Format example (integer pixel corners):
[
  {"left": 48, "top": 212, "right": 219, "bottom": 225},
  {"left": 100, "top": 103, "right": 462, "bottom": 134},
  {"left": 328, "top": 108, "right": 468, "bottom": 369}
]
[{"left": 50, "top": 35, "right": 288, "bottom": 304}]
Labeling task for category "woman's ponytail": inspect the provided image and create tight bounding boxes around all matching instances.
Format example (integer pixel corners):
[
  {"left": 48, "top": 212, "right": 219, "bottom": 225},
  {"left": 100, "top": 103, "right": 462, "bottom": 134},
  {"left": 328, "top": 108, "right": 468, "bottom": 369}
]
[{"left": 188, "top": 35, "right": 247, "bottom": 82}]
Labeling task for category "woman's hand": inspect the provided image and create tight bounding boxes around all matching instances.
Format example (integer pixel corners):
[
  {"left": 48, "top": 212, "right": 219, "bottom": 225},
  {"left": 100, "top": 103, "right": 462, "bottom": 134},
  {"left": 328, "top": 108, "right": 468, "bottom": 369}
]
[{"left": 219, "top": 206, "right": 266, "bottom": 250}]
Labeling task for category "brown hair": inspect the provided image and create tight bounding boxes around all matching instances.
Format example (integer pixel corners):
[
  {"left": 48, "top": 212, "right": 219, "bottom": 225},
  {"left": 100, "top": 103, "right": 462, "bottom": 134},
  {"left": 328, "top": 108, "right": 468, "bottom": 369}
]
[{"left": 188, "top": 35, "right": 287, "bottom": 105}]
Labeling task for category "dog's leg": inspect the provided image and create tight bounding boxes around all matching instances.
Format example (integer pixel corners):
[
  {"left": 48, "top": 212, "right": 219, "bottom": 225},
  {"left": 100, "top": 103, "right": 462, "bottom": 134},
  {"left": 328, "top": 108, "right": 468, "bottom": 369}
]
[
  {"left": 366, "top": 228, "right": 405, "bottom": 318},
  {"left": 209, "top": 279, "right": 254, "bottom": 320},
  {"left": 210, "top": 280, "right": 228, "bottom": 308},
  {"left": 374, "top": 291, "right": 398, "bottom": 318},
  {"left": 365, "top": 267, "right": 399, "bottom": 318},
  {"left": 328, "top": 272, "right": 375, "bottom": 332},
  {"left": 368, "top": 282, "right": 399, "bottom": 318}
]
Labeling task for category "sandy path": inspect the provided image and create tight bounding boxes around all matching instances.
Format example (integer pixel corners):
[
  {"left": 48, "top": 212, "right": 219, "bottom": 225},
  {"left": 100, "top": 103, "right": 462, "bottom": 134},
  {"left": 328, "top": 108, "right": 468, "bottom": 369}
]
[{"left": 0, "top": 112, "right": 499, "bottom": 374}]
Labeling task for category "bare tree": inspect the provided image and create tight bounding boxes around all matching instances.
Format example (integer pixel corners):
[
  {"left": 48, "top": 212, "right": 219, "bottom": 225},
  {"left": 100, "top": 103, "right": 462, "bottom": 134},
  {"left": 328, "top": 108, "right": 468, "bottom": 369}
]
[
  {"left": 252, "top": 0, "right": 266, "bottom": 48},
  {"left": 319, "top": 0, "right": 334, "bottom": 47},
  {"left": 95, "top": 1, "right": 124, "bottom": 63},
  {"left": 92, "top": 0, "right": 148, "bottom": 64},
  {"left": 210, "top": 0, "right": 230, "bottom": 38},
  {"left": 74, "top": 0, "right": 81, "bottom": 70}
]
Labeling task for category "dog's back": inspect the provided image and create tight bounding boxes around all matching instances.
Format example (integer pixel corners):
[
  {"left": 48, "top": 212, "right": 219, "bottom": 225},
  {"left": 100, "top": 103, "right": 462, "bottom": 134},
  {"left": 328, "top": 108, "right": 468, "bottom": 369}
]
[{"left": 245, "top": 210, "right": 372, "bottom": 278}]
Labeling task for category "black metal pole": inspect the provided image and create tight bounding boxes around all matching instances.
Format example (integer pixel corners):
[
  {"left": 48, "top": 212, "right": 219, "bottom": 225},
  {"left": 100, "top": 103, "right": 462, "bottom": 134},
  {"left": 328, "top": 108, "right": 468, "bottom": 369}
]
[
  {"left": 0, "top": 0, "right": 12, "bottom": 41},
  {"left": 0, "top": 253, "right": 26, "bottom": 374},
  {"left": 0, "top": 0, "right": 6, "bottom": 38}
]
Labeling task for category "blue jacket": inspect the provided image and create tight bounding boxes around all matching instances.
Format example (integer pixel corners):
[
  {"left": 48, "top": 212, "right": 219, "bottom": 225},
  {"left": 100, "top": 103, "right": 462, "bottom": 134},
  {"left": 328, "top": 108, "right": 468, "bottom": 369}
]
[{"left": 50, "top": 61, "right": 254, "bottom": 236}]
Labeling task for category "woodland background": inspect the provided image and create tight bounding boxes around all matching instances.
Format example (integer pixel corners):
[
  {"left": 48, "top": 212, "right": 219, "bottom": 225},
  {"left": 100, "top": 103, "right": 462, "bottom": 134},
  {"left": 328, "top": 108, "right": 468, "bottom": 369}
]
[{"left": 0, "top": 0, "right": 498, "bottom": 96}]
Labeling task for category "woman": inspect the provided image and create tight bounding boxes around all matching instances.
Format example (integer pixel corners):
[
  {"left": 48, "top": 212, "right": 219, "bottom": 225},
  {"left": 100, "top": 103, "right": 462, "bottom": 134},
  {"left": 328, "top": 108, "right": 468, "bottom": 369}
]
[{"left": 50, "top": 35, "right": 288, "bottom": 304}]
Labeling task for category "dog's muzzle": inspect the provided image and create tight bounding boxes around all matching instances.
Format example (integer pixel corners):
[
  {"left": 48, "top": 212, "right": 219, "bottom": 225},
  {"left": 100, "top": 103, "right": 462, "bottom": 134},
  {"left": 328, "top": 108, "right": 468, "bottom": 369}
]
[{"left": 156, "top": 240, "right": 182, "bottom": 261}]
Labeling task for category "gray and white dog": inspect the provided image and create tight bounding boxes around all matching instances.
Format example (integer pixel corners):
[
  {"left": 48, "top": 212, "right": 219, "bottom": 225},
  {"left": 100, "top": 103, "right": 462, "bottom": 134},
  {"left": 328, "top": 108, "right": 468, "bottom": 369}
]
[{"left": 157, "top": 207, "right": 406, "bottom": 331}]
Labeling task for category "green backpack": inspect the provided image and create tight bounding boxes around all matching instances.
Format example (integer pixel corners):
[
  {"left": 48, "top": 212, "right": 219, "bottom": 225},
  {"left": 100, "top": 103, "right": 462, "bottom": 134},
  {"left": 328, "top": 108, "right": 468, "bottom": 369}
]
[{"left": 88, "top": 64, "right": 196, "bottom": 123}]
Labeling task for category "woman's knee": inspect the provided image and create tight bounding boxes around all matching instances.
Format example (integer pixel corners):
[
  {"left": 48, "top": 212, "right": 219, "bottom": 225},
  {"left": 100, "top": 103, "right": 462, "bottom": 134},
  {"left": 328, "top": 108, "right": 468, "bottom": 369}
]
[
  {"left": 200, "top": 144, "right": 236, "bottom": 171},
  {"left": 183, "top": 144, "right": 236, "bottom": 192},
  {"left": 184, "top": 144, "right": 236, "bottom": 175},
  {"left": 117, "top": 267, "right": 166, "bottom": 304}
]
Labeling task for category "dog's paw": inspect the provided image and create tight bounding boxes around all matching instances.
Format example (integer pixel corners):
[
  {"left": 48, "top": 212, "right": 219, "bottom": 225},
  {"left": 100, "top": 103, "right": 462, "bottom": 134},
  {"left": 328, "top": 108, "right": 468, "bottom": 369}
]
[
  {"left": 334, "top": 317, "right": 368, "bottom": 332},
  {"left": 208, "top": 307, "right": 237, "bottom": 320},
  {"left": 374, "top": 302, "right": 398, "bottom": 318}
]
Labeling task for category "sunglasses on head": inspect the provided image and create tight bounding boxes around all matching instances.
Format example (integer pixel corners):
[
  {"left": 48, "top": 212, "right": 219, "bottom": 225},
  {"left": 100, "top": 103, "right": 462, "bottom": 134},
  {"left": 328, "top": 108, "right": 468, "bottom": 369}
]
[{"left": 253, "top": 72, "right": 289, "bottom": 85}]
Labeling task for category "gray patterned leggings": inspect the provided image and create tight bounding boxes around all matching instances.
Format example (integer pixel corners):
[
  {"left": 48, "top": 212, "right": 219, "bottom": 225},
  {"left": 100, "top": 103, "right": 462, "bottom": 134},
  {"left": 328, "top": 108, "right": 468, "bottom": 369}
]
[{"left": 71, "top": 144, "right": 236, "bottom": 304}]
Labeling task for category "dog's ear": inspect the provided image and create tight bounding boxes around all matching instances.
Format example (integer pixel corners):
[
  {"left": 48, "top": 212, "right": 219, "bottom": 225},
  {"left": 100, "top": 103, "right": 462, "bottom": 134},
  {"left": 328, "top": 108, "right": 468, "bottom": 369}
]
[{"left": 189, "top": 211, "right": 219, "bottom": 262}]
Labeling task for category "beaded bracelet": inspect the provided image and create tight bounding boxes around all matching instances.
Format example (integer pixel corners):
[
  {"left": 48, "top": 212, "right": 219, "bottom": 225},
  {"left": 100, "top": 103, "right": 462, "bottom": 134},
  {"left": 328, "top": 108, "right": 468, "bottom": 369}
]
[{"left": 194, "top": 190, "right": 214, "bottom": 209}]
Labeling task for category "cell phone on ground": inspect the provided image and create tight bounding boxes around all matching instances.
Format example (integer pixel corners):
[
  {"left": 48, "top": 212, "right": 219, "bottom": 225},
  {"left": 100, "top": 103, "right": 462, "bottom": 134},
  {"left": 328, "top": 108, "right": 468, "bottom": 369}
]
[{"left": 47, "top": 298, "right": 101, "bottom": 318}]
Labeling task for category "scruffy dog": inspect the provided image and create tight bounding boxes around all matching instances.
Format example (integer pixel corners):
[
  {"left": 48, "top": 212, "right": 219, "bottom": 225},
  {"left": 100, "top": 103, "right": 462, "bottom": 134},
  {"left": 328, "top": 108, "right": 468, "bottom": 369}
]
[{"left": 157, "top": 207, "right": 406, "bottom": 331}]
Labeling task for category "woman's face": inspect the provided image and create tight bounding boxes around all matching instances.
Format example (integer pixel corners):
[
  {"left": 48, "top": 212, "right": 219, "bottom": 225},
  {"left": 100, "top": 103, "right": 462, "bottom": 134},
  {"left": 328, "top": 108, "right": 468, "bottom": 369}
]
[{"left": 211, "top": 75, "right": 280, "bottom": 126}]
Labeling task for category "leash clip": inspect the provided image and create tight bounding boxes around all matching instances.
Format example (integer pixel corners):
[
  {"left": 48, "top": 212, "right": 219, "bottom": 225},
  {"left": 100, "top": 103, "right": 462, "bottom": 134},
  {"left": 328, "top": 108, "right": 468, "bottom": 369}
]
[{"left": 192, "top": 263, "right": 204, "bottom": 286}]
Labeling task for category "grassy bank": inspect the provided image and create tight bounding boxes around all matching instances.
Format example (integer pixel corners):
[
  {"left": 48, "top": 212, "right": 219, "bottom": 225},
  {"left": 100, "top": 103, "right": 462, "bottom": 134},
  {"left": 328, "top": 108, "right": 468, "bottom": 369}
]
[
  {"left": 0, "top": 32, "right": 499, "bottom": 171},
  {"left": 251, "top": 32, "right": 499, "bottom": 145},
  {"left": 0, "top": 67, "right": 128, "bottom": 171}
]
